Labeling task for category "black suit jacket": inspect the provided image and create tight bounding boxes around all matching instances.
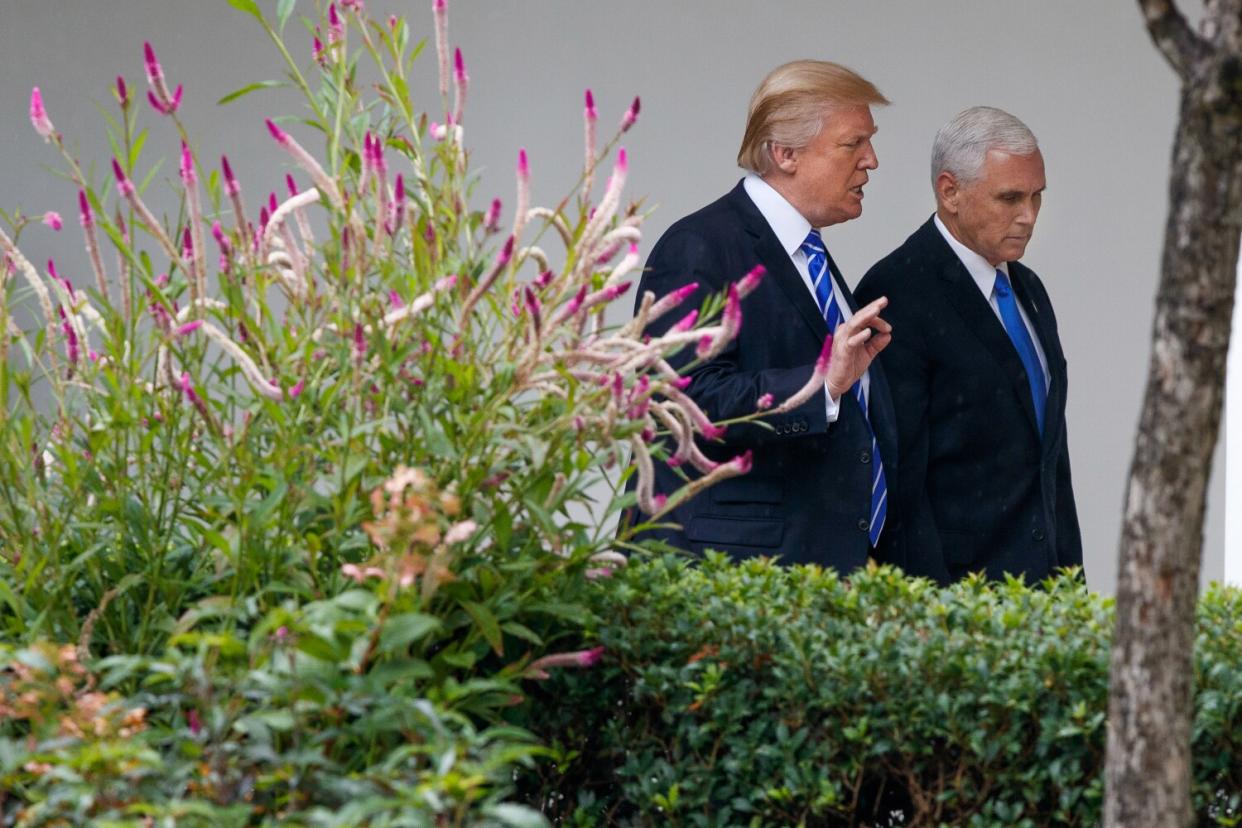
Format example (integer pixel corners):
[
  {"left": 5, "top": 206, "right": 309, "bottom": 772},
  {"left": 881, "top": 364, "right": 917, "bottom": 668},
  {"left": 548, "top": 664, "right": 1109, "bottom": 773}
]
[
  {"left": 626, "top": 181, "right": 898, "bottom": 571},
  {"left": 854, "top": 216, "right": 1082, "bottom": 584}
]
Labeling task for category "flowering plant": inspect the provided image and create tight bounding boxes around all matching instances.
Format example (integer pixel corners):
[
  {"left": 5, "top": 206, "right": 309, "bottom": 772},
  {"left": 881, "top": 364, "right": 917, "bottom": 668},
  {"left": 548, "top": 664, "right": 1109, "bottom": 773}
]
[{"left": 0, "top": 0, "right": 800, "bottom": 820}]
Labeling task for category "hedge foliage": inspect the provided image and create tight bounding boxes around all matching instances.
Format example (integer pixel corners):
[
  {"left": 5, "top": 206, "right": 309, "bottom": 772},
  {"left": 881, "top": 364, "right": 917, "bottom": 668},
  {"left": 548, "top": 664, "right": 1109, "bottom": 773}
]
[{"left": 525, "top": 555, "right": 1242, "bottom": 827}]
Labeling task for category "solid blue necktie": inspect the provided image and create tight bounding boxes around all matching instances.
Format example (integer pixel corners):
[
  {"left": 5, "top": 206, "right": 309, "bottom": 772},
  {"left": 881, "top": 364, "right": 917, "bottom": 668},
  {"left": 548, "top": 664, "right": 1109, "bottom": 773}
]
[
  {"left": 994, "top": 269, "right": 1047, "bottom": 434},
  {"left": 800, "top": 230, "right": 887, "bottom": 546}
]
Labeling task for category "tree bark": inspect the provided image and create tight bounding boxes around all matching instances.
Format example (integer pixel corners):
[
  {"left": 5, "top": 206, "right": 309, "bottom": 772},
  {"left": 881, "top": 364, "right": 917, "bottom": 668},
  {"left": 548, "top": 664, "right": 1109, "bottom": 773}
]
[{"left": 1107, "top": 2, "right": 1242, "bottom": 825}]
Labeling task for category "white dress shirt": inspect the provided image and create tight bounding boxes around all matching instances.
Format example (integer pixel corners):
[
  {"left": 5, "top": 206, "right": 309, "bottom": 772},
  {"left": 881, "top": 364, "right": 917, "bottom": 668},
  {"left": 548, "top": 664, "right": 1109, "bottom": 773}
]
[
  {"left": 742, "top": 174, "right": 870, "bottom": 422},
  {"left": 932, "top": 214, "right": 1050, "bottom": 388}
]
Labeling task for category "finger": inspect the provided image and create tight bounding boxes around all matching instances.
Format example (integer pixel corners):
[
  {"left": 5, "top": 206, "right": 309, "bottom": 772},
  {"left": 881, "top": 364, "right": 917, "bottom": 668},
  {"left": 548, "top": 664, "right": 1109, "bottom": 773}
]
[{"left": 846, "top": 328, "right": 874, "bottom": 349}]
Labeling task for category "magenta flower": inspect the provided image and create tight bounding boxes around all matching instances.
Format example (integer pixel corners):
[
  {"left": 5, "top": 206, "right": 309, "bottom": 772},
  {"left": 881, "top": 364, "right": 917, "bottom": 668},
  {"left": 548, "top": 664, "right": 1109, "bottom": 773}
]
[
  {"left": 143, "top": 42, "right": 182, "bottom": 115},
  {"left": 42, "top": 212, "right": 62, "bottom": 231},
  {"left": 621, "top": 96, "right": 641, "bottom": 132},
  {"left": 77, "top": 191, "right": 93, "bottom": 228},
  {"left": 584, "top": 88, "right": 597, "bottom": 123},
  {"left": 672, "top": 309, "right": 699, "bottom": 332},
  {"left": 175, "top": 320, "right": 204, "bottom": 337},
  {"left": 526, "top": 646, "right": 606, "bottom": 679},
  {"left": 484, "top": 197, "right": 502, "bottom": 233},
  {"left": 29, "top": 87, "right": 54, "bottom": 141},
  {"left": 179, "top": 141, "right": 196, "bottom": 186},
  {"left": 286, "top": 173, "right": 299, "bottom": 196},
  {"left": 187, "top": 708, "right": 202, "bottom": 735},
  {"left": 288, "top": 378, "right": 305, "bottom": 399},
  {"left": 737, "top": 264, "right": 767, "bottom": 298},
  {"left": 312, "top": 32, "right": 326, "bottom": 65},
  {"left": 353, "top": 322, "right": 367, "bottom": 362},
  {"left": 221, "top": 155, "right": 241, "bottom": 197},
  {"left": 111, "top": 158, "right": 134, "bottom": 197},
  {"left": 756, "top": 393, "right": 774, "bottom": 411},
  {"left": 328, "top": 3, "right": 343, "bottom": 43},
  {"left": 115, "top": 76, "right": 129, "bottom": 107},
  {"left": 388, "top": 14, "right": 398, "bottom": 29}
]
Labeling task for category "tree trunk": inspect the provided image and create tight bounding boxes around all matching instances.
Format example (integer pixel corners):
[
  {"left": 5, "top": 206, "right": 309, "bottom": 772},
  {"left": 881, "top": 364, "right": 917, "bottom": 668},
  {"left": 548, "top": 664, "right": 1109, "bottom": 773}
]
[{"left": 1106, "top": 2, "right": 1242, "bottom": 825}]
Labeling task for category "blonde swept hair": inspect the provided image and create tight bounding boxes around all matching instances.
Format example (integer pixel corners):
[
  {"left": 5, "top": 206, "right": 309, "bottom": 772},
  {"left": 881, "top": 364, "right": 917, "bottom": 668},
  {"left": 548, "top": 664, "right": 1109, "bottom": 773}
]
[{"left": 737, "top": 60, "right": 889, "bottom": 176}]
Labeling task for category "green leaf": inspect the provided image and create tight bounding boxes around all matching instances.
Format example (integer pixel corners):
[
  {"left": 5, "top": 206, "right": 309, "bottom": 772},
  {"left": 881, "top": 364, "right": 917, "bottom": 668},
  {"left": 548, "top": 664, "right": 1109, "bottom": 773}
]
[
  {"left": 379, "top": 612, "right": 442, "bottom": 653},
  {"left": 501, "top": 621, "right": 543, "bottom": 647},
  {"left": 276, "top": 0, "right": 297, "bottom": 31},
  {"left": 216, "top": 80, "right": 284, "bottom": 106},
  {"left": 226, "top": 0, "right": 264, "bottom": 23},
  {"left": 462, "top": 600, "right": 504, "bottom": 655},
  {"left": 483, "top": 804, "right": 549, "bottom": 828}
]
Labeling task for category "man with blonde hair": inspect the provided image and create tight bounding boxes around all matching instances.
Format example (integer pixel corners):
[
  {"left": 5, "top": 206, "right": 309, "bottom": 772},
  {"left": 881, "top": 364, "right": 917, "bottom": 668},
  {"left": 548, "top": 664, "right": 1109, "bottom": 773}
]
[
  {"left": 855, "top": 106, "right": 1082, "bottom": 583},
  {"left": 626, "top": 60, "right": 898, "bottom": 571}
]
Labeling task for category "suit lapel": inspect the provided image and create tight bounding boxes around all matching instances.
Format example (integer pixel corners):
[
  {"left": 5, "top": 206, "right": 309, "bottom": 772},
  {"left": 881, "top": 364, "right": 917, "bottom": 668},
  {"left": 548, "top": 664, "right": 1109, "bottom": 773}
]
[
  {"left": 920, "top": 222, "right": 1043, "bottom": 438},
  {"left": 726, "top": 184, "right": 828, "bottom": 342},
  {"left": 1010, "top": 263, "right": 1067, "bottom": 453}
]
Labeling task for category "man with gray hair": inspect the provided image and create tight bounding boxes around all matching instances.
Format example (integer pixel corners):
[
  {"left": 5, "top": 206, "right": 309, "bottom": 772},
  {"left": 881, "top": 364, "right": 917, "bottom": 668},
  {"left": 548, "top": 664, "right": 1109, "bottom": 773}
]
[{"left": 855, "top": 106, "right": 1082, "bottom": 584}]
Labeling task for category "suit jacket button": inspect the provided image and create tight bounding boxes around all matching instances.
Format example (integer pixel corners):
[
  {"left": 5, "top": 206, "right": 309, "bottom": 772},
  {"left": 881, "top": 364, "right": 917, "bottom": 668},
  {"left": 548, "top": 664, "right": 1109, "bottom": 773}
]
[
  {"left": 859, "top": 449, "right": 871, "bottom": 464},
  {"left": 857, "top": 518, "right": 870, "bottom": 532},
  {"left": 1032, "top": 527, "right": 1046, "bottom": 542}
]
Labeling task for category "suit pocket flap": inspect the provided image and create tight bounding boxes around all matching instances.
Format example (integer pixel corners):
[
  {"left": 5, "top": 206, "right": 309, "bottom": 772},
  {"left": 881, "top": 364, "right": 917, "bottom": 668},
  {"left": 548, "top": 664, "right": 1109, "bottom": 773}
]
[
  {"left": 687, "top": 515, "right": 784, "bottom": 549},
  {"left": 709, "top": 476, "right": 783, "bottom": 504}
]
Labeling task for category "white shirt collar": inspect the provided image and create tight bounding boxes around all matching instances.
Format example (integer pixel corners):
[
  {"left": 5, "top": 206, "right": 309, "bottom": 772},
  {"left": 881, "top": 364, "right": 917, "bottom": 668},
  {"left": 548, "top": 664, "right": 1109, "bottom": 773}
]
[
  {"left": 743, "top": 174, "right": 814, "bottom": 256},
  {"left": 933, "top": 213, "right": 1009, "bottom": 297}
]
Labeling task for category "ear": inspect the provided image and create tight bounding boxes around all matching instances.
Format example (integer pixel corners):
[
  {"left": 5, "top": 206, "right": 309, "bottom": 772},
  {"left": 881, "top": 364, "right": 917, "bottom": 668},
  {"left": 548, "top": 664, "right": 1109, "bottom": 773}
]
[
  {"left": 935, "top": 170, "right": 960, "bottom": 214},
  {"left": 769, "top": 142, "right": 798, "bottom": 175}
]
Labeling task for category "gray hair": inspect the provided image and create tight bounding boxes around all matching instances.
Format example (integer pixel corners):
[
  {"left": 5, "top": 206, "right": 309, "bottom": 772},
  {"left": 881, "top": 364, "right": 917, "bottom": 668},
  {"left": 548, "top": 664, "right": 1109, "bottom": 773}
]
[{"left": 930, "top": 106, "right": 1038, "bottom": 188}]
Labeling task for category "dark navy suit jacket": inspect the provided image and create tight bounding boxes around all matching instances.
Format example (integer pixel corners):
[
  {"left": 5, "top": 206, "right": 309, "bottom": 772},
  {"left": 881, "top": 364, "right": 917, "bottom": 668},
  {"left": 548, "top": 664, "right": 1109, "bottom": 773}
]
[
  {"left": 855, "top": 216, "right": 1082, "bottom": 583},
  {"left": 626, "top": 181, "right": 898, "bottom": 571}
]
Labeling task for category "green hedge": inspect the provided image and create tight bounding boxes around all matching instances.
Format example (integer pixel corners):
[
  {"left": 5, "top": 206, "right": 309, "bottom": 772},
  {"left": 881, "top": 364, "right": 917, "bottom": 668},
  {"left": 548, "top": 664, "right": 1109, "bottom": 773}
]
[{"left": 524, "top": 555, "right": 1242, "bottom": 827}]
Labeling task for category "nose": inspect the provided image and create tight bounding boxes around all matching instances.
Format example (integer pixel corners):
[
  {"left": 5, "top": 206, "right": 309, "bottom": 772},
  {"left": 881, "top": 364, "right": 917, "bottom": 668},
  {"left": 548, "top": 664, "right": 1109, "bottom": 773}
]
[{"left": 860, "top": 141, "right": 878, "bottom": 171}]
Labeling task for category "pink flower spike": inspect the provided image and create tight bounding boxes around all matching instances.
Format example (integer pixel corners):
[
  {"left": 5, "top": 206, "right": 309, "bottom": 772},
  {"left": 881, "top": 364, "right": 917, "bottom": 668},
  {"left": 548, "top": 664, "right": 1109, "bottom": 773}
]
[
  {"left": 328, "top": 3, "right": 343, "bottom": 41},
  {"left": 388, "top": 14, "right": 398, "bottom": 29},
  {"left": 146, "top": 90, "right": 168, "bottom": 115},
  {"left": 616, "top": 147, "right": 628, "bottom": 174},
  {"left": 454, "top": 47, "right": 467, "bottom": 84},
  {"left": 353, "top": 322, "right": 367, "bottom": 360},
  {"left": 757, "top": 393, "right": 774, "bottom": 410},
  {"left": 175, "top": 320, "right": 204, "bottom": 337},
  {"left": 621, "top": 96, "right": 641, "bottom": 132},
  {"left": 738, "top": 264, "right": 767, "bottom": 298},
  {"left": 288, "top": 378, "right": 305, "bottom": 399},
  {"left": 815, "top": 334, "right": 834, "bottom": 377},
  {"left": 115, "top": 76, "right": 128, "bottom": 107},
  {"left": 724, "top": 284, "right": 742, "bottom": 330},
  {"left": 285, "top": 174, "right": 298, "bottom": 196},
  {"left": 29, "top": 87, "right": 54, "bottom": 140},
  {"left": 584, "top": 567, "right": 613, "bottom": 580},
  {"left": 497, "top": 235, "right": 515, "bottom": 268},
  {"left": 673, "top": 376, "right": 693, "bottom": 390},
  {"left": 268, "top": 192, "right": 278, "bottom": 214},
  {"left": 584, "top": 88, "right": 597, "bottom": 121},
  {"left": 265, "top": 118, "right": 289, "bottom": 145},
  {"left": 517, "top": 148, "right": 529, "bottom": 181},
  {"left": 312, "top": 34, "right": 325, "bottom": 64},
  {"left": 182, "top": 227, "right": 194, "bottom": 259},
  {"left": 258, "top": 206, "right": 269, "bottom": 234},
  {"left": 179, "top": 141, "right": 195, "bottom": 186},
  {"left": 527, "top": 646, "right": 606, "bottom": 678},
  {"left": 111, "top": 158, "right": 134, "bottom": 196},
  {"left": 78, "top": 191, "right": 93, "bottom": 227},
  {"left": 42, "top": 212, "right": 62, "bottom": 231},
  {"left": 187, "top": 709, "right": 201, "bottom": 735},
  {"left": 221, "top": 155, "right": 240, "bottom": 196},
  {"left": 143, "top": 42, "right": 163, "bottom": 85},
  {"left": 484, "top": 198, "right": 502, "bottom": 232},
  {"left": 603, "top": 281, "right": 632, "bottom": 301},
  {"left": 169, "top": 84, "right": 183, "bottom": 112},
  {"left": 672, "top": 309, "right": 698, "bottom": 332}
]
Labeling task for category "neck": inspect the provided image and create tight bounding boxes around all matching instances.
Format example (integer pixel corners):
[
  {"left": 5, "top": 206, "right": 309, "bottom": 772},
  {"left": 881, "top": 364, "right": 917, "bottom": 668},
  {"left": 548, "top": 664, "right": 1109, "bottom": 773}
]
[{"left": 936, "top": 207, "right": 1002, "bottom": 267}]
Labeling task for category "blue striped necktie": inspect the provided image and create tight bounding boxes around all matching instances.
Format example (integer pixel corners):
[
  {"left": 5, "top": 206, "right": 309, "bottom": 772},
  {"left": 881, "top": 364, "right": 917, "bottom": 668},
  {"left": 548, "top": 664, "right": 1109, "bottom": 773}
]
[
  {"left": 799, "top": 229, "right": 887, "bottom": 547},
  {"left": 994, "top": 270, "right": 1047, "bottom": 435}
]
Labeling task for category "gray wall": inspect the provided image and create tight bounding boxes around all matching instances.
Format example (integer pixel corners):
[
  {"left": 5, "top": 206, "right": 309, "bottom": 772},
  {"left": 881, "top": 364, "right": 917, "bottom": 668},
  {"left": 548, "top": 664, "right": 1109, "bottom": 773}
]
[{"left": 0, "top": 1, "right": 1223, "bottom": 593}]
